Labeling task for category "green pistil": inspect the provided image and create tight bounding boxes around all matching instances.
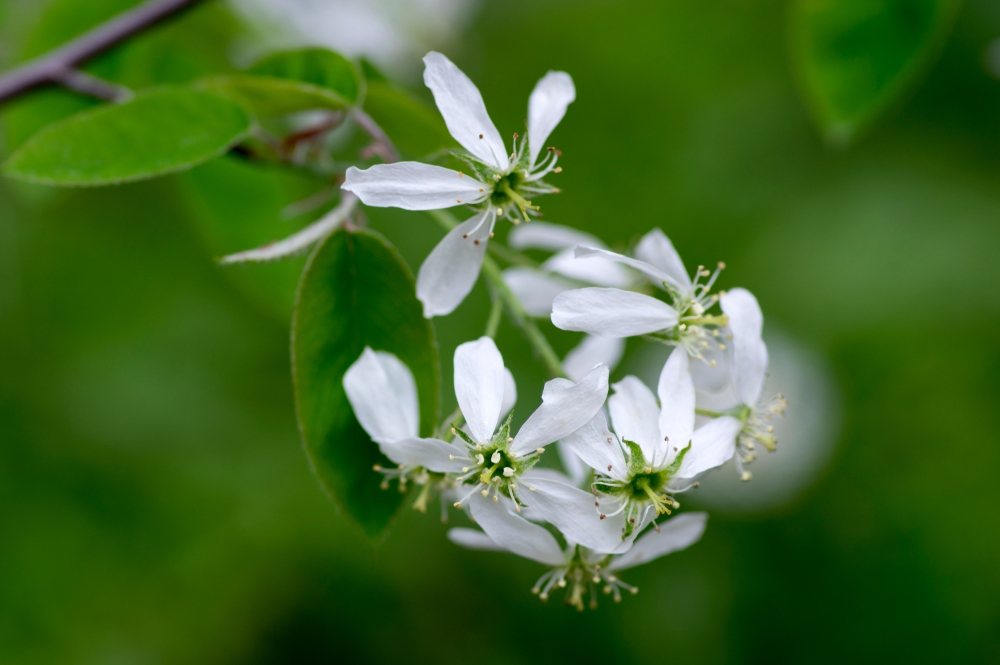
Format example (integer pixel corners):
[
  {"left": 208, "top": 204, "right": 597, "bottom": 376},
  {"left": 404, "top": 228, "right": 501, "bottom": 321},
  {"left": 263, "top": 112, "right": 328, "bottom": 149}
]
[
  {"left": 499, "top": 181, "right": 538, "bottom": 213},
  {"left": 479, "top": 461, "right": 502, "bottom": 485}
]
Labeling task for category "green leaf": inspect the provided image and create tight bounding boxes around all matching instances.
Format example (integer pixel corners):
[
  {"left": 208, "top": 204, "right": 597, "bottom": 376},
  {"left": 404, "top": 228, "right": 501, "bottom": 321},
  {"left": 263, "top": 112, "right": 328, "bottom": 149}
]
[
  {"left": 3, "top": 88, "right": 250, "bottom": 186},
  {"left": 292, "top": 229, "right": 440, "bottom": 542},
  {"left": 198, "top": 75, "right": 350, "bottom": 118},
  {"left": 250, "top": 48, "right": 360, "bottom": 104},
  {"left": 790, "top": 0, "right": 961, "bottom": 144},
  {"left": 362, "top": 81, "right": 457, "bottom": 158}
]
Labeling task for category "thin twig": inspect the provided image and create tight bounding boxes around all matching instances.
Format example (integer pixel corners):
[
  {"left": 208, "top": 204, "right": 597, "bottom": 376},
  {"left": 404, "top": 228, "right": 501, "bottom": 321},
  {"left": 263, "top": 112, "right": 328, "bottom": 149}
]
[
  {"left": 52, "top": 68, "right": 133, "bottom": 102},
  {"left": 352, "top": 107, "right": 400, "bottom": 163},
  {"left": 0, "top": 0, "right": 206, "bottom": 105}
]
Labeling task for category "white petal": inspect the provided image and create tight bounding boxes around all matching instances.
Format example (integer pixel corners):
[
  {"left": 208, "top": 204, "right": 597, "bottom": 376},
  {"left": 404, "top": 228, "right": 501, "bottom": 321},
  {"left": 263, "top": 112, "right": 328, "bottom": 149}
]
[
  {"left": 468, "top": 494, "right": 567, "bottom": 566},
  {"left": 527, "top": 71, "right": 575, "bottom": 167},
  {"left": 522, "top": 471, "right": 637, "bottom": 554},
  {"left": 453, "top": 336, "right": 506, "bottom": 442},
  {"left": 511, "top": 364, "right": 609, "bottom": 456},
  {"left": 721, "top": 288, "right": 769, "bottom": 407},
  {"left": 416, "top": 210, "right": 493, "bottom": 318},
  {"left": 558, "top": 409, "right": 628, "bottom": 481},
  {"left": 423, "top": 52, "right": 507, "bottom": 171},
  {"left": 608, "top": 376, "right": 660, "bottom": 462},
  {"left": 657, "top": 347, "right": 695, "bottom": 465},
  {"left": 544, "top": 249, "right": 632, "bottom": 288},
  {"left": 574, "top": 246, "right": 683, "bottom": 292},
  {"left": 501, "top": 267, "right": 571, "bottom": 317},
  {"left": 607, "top": 512, "right": 707, "bottom": 571},
  {"left": 342, "top": 347, "right": 418, "bottom": 444},
  {"left": 447, "top": 527, "right": 504, "bottom": 552},
  {"left": 676, "top": 416, "right": 741, "bottom": 479},
  {"left": 220, "top": 193, "right": 355, "bottom": 264},
  {"left": 342, "top": 163, "right": 488, "bottom": 210},
  {"left": 500, "top": 367, "right": 517, "bottom": 419},
  {"left": 508, "top": 222, "right": 605, "bottom": 251},
  {"left": 557, "top": 440, "right": 588, "bottom": 486},
  {"left": 633, "top": 228, "right": 692, "bottom": 297},
  {"left": 379, "top": 437, "right": 466, "bottom": 473},
  {"left": 563, "top": 335, "right": 625, "bottom": 382},
  {"left": 551, "top": 288, "right": 678, "bottom": 337}
]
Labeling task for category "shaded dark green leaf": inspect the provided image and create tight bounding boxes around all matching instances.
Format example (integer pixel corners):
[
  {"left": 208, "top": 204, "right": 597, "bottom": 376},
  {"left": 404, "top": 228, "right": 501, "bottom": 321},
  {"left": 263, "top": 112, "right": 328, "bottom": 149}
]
[
  {"left": 790, "top": 0, "right": 961, "bottom": 143},
  {"left": 362, "top": 81, "right": 457, "bottom": 158},
  {"left": 251, "top": 48, "right": 360, "bottom": 104},
  {"left": 3, "top": 88, "right": 250, "bottom": 186},
  {"left": 199, "top": 75, "right": 349, "bottom": 118},
  {"left": 292, "top": 229, "right": 439, "bottom": 543}
]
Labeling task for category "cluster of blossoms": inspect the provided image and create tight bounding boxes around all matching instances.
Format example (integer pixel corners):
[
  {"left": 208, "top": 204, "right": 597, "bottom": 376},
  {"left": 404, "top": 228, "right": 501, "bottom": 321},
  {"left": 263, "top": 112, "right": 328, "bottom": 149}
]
[{"left": 341, "top": 52, "right": 786, "bottom": 608}]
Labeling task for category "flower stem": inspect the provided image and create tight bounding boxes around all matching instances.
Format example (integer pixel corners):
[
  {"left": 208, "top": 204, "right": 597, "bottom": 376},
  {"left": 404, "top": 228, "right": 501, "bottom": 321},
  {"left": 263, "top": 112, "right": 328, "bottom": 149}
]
[
  {"left": 485, "top": 295, "right": 503, "bottom": 338},
  {"left": 695, "top": 407, "right": 723, "bottom": 418},
  {"left": 480, "top": 256, "right": 566, "bottom": 379},
  {"left": 424, "top": 209, "right": 567, "bottom": 380}
]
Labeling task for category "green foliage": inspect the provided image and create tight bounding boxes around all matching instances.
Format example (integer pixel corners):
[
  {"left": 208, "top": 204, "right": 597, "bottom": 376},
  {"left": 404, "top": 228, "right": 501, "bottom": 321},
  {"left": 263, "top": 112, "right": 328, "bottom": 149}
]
[
  {"left": 198, "top": 75, "right": 350, "bottom": 117},
  {"left": 251, "top": 48, "right": 360, "bottom": 104},
  {"left": 363, "top": 81, "right": 457, "bottom": 158},
  {"left": 292, "top": 229, "right": 440, "bottom": 542},
  {"left": 790, "top": 0, "right": 961, "bottom": 143},
  {"left": 3, "top": 88, "right": 250, "bottom": 186}
]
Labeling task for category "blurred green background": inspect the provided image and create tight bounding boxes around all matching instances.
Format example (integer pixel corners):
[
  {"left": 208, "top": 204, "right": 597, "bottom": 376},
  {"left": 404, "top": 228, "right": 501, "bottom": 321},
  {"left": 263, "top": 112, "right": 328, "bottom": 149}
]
[{"left": 2, "top": 0, "right": 1000, "bottom": 663}]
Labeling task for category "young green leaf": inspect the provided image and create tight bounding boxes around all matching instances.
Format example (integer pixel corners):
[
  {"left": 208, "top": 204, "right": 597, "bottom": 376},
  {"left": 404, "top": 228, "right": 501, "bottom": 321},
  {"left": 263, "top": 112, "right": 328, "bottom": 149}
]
[
  {"left": 251, "top": 48, "right": 360, "bottom": 104},
  {"left": 292, "top": 229, "right": 440, "bottom": 543},
  {"left": 362, "top": 81, "right": 457, "bottom": 158},
  {"left": 790, "top": 0, "right": 961, "bottom": 144},
  {"left": 198, "top": 76, "right": 349, "bottom": 118},
  {"left": 3, "top": 87, "right": 250, "bottom": 186}
]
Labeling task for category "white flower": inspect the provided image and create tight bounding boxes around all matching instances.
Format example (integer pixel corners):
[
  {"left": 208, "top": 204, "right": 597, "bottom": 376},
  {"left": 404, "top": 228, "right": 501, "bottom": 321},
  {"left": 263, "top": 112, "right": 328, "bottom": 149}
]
[
  {"left": 560, "top": 346, "right": 742, "bottom": 539},
  {"left": 445, "top": 337, "right": 609, "bottom": 509},
  {"left": 343, "top": 346, "right": 470, "bottom": 513},
  {"left": 713, "top": 287, "right": 786, "bottom": 481},
  {"left": 343, "top": 52, "right": 575, "bottom": 317},
  {"left": 448, "top": 498, "right": 708, "bottom": 609},
  {"left": 501, "top": 222, "right": 631, "bottom": 380},
  {"left": 550, "top": 228, "right": 730, "bottom": 361}
]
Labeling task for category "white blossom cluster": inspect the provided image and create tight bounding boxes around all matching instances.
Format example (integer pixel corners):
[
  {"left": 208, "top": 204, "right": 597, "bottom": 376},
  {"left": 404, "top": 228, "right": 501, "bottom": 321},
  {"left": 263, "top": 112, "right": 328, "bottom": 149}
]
[{"left": 342, "top": 53, "right": 786, "bottom": 609}]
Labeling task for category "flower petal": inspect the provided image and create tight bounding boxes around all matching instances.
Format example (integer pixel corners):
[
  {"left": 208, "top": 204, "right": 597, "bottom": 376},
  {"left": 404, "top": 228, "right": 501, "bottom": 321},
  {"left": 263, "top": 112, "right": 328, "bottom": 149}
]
[
  {"left": 527, "top": 71, "right": 575, "bottom": 167},
  {"left": 720, "top": 288, "right": 769, "bottom": 407},
  {"left": 557, "top": 441, "right": 588, "bottom": 486},
  {"left": 379, "top": 437, "right": 467, "bottom": 473},
  {"left": 342, "top": 163, "right": 489, "bottom": 210},
  {"left": 558, "top": 409, "right": 629, "bottom": 481},
  {"left": 508, "top": 222, "right": 605, "bottom": 251},
  {"left": 544, "top": 249, "right": 632, "bottom": 288},
  {"left": 633, "top": 229, "right": 692, "bottom": 297},
  {"left": 501, "top": 367, "right": 517, "bottom": 419},
  {"left": 501, "top": 267, "right": 571, "bottom": 317},
  {"left": 563, "top": 335, "right": 625, "bottom": 382},
  {"left": 511, "top": 364, "right": 609, "bottom": 456},
  {"left": 676, "top": 416, "right": 741, "bottom": 479},
  {"left": 447, "top": 527, "right": 505, "bottom": 552},
  {"left": 468, "top": 494, "right": 568, "bottom": 566},
  {"left": 342, "top": 347, "right": 419, "bottom": 443},
  {"left": 454, "top": 336, "right": 506, "bottom": 442},
  {"left": 608, "top": 376, "right": 660, "bottom": 462},
  {"left": 423, "top": 52, "right": 507, "bottom": 170},
  {"left": 417, "top": 210, "right": 494, "bottom": 318},
  {"left": 657, "top": 347, "right": 694, "bottom": 466},
  {"left": 574, "top": 245, "right": 683, "bottom": 292},
  {"left": 522, "top": 471, "right": 637, "bottom": 554},
  {"left": 551, "top": 288, "right": 678, "bottom": 337},
  {"left": 607, "top": 512, "right": 707, "bottom": 571}
]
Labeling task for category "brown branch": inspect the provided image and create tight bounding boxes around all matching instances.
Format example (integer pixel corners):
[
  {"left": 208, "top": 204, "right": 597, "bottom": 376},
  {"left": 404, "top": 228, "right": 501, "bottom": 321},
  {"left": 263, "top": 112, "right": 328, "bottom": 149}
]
[{"left": 0, "top": 0, "right": 207, "bottom": 105}]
